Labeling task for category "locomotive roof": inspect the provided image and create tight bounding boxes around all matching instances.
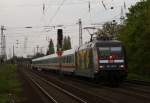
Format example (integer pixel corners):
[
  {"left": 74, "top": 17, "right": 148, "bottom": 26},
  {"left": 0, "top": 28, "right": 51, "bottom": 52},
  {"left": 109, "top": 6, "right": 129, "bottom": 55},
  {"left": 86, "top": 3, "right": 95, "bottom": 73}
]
[
  {"left": 77, "top": 40, "right": 122, "bottom": 51},
  {"left": 32, "top": 53, "right": 57, "bottom": 62},
  {"left": 62, "top": 49, "right": 75, "bottom": 56},
  {"left": 32, "top": 49, "right": 75, "bottom": 62}
]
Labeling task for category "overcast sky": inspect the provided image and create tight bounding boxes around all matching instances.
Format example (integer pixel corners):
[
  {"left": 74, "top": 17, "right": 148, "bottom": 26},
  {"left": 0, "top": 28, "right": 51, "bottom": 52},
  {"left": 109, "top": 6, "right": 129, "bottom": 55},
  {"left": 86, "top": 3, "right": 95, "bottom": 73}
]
[{"left": 0, "top": 0, "right": 139, "bottom": 58}]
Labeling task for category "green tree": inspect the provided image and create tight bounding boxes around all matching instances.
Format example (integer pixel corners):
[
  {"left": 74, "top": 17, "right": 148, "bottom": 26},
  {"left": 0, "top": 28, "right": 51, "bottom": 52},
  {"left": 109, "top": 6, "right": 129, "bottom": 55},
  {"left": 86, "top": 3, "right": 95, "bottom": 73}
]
[
  {"left": 96, "top": 21, "right": 121, "bottom": 39},
  {"left": 62, "top": 36, "right": 72, "bottom": 51},
  {"left": 34, "top": 53, "right": 45, "bottom": 58},
  {"left": 62, "top": 36, "right": 67, "bottom": 51},
  {"left": 118, "top": 0, "right": 150, "bottom": 76},
  {"left": 46, "top": 39, "right": 55, "bottom": 55},
  {"left": 67, "top": 36, "right": 72, "bottom": 49}
]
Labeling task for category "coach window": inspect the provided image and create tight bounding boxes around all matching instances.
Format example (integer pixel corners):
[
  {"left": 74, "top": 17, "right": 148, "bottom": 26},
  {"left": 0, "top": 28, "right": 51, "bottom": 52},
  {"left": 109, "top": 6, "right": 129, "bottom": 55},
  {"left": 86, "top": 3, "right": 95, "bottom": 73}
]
[
  {"left": 71, "top": 55, "right": 73, "bottom": 63},
  {"left": 61, "top": 57, "right": 64, "bottom": 63},
  {"left": 64, "top": 57, "right": 66, "bottom": 63},
  {"left": 72, "top": 55, "right": 74, "bottom": 63},
  {"left": 68, "top": 56, "right": 69, "bottom": 63},
  {"left": 63, "top": 57, "right": 65, "bottom": 63},
  {"left": 69, "top": 56, "right": 71, "bottom": 63},
  {"left": 68, "top": 56, "right": 70, "bottom": 63},
  {"left": 67, "top": 56, "right": 69, "bottom": 63},
  {"left": 68, "top": 56, "right": 71, "bottom": 63},
  {"left": 53, "top": 58, "right": 54, "bottom": 63},
  {"left": 51, "top": 58, "right": 53, "bottom": 63},
  {"left": 66, "top": 56, "right": 68, "bottom": 63},
  {"left": 55, "top": 58, "right": 57, "bottom": 63},
  {"left": 53, "top": 58, "right": 55, "bottom": 63},
  {"left": 70, "top": 56, "right": 72, "bottom": 63}
]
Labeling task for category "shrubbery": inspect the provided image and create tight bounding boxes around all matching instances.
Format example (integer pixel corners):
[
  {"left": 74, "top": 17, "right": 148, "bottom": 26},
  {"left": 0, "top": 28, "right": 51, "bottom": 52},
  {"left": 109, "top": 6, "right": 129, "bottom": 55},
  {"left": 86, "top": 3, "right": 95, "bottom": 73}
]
[{"left": 118, "top": 0, "right": 150, "bottom": 77}]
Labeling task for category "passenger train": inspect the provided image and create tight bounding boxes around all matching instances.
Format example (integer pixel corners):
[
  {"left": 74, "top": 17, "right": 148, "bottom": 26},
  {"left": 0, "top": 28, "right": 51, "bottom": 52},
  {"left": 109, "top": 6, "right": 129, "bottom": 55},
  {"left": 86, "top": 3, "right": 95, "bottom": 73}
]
[{"left": 32, "top": 39, "right": 127, "bottom": 84}]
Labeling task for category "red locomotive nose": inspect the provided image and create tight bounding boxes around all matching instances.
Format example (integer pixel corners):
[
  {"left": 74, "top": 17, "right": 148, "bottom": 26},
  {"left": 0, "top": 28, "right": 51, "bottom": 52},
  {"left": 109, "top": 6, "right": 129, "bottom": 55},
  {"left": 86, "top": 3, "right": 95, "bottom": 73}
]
[
  {"left": 109, "top": 55, "right": 113, "bottom": 59},
  {"left": 108, "top": 55, "right": 114, "bottom": 63}
]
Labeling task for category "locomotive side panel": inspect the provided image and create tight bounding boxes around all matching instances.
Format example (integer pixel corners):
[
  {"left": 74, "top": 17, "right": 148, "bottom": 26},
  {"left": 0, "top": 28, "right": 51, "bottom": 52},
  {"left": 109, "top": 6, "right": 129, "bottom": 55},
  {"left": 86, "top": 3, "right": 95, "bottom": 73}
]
[{"left": 75, "top": 47, "right": 95, "bottom": 78}]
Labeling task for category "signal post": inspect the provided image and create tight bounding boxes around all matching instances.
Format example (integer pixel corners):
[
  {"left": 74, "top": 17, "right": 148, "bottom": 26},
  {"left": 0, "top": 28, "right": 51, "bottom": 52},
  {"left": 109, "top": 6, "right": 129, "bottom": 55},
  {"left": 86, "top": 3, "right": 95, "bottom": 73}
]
[{"left": 57, "top": 29, "right": 63, "bottom": 78}]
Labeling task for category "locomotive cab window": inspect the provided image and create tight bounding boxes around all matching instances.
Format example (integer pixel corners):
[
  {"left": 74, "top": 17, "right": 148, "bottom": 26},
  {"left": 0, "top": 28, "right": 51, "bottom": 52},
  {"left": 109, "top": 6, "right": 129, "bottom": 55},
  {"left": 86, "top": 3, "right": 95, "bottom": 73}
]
[
  {"left": 99, "top": 47, "right": 123, "bottom": 59},
  {"left": 99, "top": 47, "right": 110, "bottom": 59},
  {"left": 111, "top": 47, "right": 123, "bottom": 59}
]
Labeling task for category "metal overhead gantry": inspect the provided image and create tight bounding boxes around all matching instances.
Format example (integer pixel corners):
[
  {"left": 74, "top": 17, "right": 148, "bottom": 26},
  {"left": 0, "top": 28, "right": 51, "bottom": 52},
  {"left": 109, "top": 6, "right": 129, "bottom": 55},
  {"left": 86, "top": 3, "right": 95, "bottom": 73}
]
[{"left": 0, "top": 26, "right": 7, "bottom": 62}]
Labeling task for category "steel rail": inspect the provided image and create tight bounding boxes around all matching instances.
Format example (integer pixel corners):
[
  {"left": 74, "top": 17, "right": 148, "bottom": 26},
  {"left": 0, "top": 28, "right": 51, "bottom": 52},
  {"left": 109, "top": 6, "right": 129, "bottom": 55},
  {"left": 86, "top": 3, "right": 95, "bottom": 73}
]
[
  {"left": 24, "top": 71, "right": 58, "bottom": 103},
  {"left": 31, "top": 70, "right": 116, "bottom": 103},
  {"left": 31, "top": 71, "right": 87, "bottom": 103},
  {"left": 125, "top": 80, "right": 150, "bottom": 86},
  {"left": 30, "top": 77, "right": 58, "bottom": 103}
]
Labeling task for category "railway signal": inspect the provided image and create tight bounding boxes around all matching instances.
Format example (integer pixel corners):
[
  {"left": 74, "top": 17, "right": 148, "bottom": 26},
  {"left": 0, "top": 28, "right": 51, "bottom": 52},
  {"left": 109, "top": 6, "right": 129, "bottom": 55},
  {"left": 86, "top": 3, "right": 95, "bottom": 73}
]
[
  {"left": 57, "top": 29, "right": 63, "bottom": 50},
  {"left": 57, "top": 29, "right": 63, "bottom": 78},
  {"left": 56, "top": 48, "right": 63, "bottom": 57}
]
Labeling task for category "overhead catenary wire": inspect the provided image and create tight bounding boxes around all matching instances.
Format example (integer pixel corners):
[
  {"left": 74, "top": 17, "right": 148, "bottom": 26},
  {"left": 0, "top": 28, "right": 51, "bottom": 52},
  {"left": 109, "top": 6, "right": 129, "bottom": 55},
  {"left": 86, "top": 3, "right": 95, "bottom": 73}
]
[
  {"left": 101, "top": 1, "right": 107, "bottom": 10},
  {"left": 4, "top": 4, "right": 126, "bottom": 39},
  {"left": 3, "top": 0, "right": 134, "bottom": 57},
  {"left": 49, "top": 0, "right": 67, "bottom": 24},
  {"left": 4, "top": 0, "right": 123, "bottom": 31}
]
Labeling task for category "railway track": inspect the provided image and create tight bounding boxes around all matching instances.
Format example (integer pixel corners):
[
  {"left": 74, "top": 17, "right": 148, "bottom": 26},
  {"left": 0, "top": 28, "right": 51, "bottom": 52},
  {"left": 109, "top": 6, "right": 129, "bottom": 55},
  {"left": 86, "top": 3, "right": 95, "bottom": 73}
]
[
  {"left": 125, "top": 79, "right": 150, "bottom": 86},
  {"left": 69, "top": 77, "right": 150, "bottom": 103},
  {"left": 30, "top": 69, "right": 150, "bottom": 103},
  {"left": 21, "top": 69, "right": 87, "bottom": 103},
  {"left": 64, "top": 77, "right": 150, "bottom": 103},
  {"left": 29, "top": 77, "right": 58, "bottom": 103},
  {"left": 21, "top": 68, "right": 115, "bottom": 103}
]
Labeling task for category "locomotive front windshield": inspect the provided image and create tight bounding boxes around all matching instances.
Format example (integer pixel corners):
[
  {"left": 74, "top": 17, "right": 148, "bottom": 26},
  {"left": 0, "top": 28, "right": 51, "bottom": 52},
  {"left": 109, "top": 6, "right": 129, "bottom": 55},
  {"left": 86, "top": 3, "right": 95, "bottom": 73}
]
[{"left": 99, "top": 47, "right": 123, "bottom": 59}]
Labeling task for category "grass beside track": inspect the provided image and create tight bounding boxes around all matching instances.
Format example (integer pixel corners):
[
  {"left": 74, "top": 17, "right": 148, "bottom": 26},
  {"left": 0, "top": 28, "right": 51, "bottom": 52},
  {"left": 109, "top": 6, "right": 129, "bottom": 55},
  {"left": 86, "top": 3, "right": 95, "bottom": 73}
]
[
  {"left": 0, "top": 64, "right": 23, "bottom": 103},
  {"left": 127, "top": 73, "right": 150, "bottom": 82}
]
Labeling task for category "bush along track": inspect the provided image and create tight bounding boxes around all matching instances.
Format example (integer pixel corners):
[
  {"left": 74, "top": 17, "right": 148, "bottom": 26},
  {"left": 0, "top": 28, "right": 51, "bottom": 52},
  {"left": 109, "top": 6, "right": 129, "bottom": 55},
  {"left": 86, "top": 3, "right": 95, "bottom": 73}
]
[{"left": 0, "top": 64, "right": 24, "bottom": 103}]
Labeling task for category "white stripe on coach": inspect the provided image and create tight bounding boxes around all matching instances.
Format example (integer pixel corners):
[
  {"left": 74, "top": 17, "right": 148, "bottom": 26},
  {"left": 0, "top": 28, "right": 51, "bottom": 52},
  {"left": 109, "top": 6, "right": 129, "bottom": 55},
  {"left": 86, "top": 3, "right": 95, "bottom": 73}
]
[
  {"left": 99, "top": 60, "right": 108, "bottom": 63},
  {"left": 99, "top": 60, "right": 124, "bottom": 63},
  {"left": 114, "top": 60, "right": 124, "bottom": 63}
]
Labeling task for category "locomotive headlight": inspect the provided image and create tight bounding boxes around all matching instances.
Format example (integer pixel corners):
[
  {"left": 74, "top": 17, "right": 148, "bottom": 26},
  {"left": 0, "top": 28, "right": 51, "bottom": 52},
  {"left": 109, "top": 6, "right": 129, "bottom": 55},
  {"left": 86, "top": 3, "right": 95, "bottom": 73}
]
[
  {"left": 95, "top": 70, "right": 98, "bottom": 73},
  {"left": 100, "top": 65, "right": 104, "bottom": 69},
  {"left": 120, "top": 65, "right": 124, "bottom": 68}
]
